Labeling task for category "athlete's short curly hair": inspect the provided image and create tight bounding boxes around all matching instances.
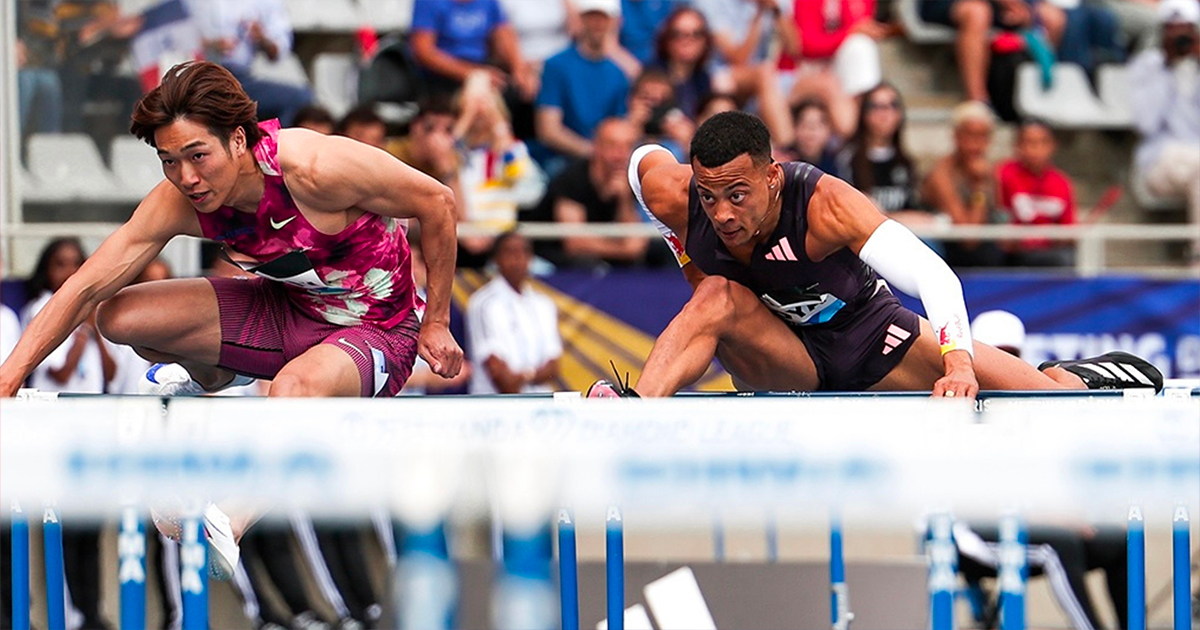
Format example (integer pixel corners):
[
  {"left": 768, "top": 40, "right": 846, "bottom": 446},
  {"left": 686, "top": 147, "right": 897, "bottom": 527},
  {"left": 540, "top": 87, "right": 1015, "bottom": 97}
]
[
  {"left": 689, "top": 111, "right": 772, "bottom": 169},
  {"left": 130, "top": 61, "right": 262, "bottom": 149}
]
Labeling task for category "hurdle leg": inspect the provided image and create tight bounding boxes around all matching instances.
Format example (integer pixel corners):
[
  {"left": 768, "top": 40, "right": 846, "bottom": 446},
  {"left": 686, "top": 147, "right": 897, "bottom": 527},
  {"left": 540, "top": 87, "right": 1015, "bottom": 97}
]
[
  {"left": 998, "top": 514, "right": 1026, "bottom": 630},
  {"left": 12, "top": 503, "right": 30, "bottom": 630},
  {"left": 180, "top": 512, "right": 208, "bottom": 630},
  {"left": 927, "top": 513, "right": 956, "bottom": 630},
  {"left": 42, "top": 506, "right": 66, "bottom": 630},
  {"left": 830, "top": 514, "right": 852, "bottom": 630},
  {"left": 1173, "top": 506, "right": 1190, "bottom": 630},
  {"left": 606, "top": 506, "right": 624, "bottom": 630},
  {"left": 557, "top": 508, "right": 579, "bottom": 630},
  {"left": 118, "top": 507, "right": 146, "bottom": 630},
  {"left": 1128, "top": 506, "right": 1146, "bottom": 630}
]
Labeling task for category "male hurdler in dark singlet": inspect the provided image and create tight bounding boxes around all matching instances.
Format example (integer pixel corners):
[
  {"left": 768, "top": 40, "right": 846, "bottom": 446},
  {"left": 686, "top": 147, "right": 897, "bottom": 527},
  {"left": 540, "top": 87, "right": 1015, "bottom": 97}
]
[{"left": 589, "top": 112, "right": 1162, "bottom": 398}]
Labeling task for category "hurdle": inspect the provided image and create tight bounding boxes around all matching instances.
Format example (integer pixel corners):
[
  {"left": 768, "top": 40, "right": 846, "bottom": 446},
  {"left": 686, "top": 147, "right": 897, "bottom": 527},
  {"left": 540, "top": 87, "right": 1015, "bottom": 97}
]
[
  {"left": 11, "top": 503, "right": 30, "bottom": 630},
  {"left": 118, "top": 506, "right": 146, "bottom": 630},
  {"left": 998, "top": 514, "right": 1027, "bottom": 630},
  {"left": 43, "top": 506, "right": 66, "bottom": 630}
]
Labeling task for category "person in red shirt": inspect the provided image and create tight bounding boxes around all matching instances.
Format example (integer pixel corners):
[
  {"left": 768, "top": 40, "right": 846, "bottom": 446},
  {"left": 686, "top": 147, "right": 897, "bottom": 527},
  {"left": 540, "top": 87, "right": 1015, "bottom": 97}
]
[
  {"left": 996, "top": 119, "right": 1077, "bottom": 267},
  {"left": 778, "top": 0, "right": 896, "bottom": 138}
]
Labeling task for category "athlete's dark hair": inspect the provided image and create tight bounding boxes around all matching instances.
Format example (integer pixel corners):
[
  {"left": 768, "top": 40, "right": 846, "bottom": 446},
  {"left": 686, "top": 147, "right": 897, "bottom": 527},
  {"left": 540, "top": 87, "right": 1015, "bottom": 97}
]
[
  {"left": 27, "top": 237, "right": 86, "bottom": 296},
  {"left": 130, "top": 61, "right": 262, "bottom": 149},
  {"left": 690, "top": 111, "right": 772, "bottom": 168}
]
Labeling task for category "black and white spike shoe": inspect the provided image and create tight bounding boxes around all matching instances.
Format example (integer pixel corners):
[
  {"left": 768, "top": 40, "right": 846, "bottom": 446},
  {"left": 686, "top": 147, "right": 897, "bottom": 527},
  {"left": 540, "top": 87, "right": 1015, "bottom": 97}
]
[{"left": 1039, "top": 351, "right": 1163, "bottom": 393}]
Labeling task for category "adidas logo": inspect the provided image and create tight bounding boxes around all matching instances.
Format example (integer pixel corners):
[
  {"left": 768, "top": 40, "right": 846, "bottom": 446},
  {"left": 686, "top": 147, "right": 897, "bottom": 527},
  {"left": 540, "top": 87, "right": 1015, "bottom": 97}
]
[
  {"left": 882, "top": 324, "right": 911, "bottom": 355},
  {"left": 764, "top": 236, "right": 797, "bottom": 262}
]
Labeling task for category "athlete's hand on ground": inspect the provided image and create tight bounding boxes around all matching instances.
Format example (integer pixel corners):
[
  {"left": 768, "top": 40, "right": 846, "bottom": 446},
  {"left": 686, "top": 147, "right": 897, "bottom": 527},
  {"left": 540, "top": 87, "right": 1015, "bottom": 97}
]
[
  {"left": 418, "top": 322, "right": 463, "bottom": 378},
  {"left": 932, "top": 368, "right": 979, "bottom": 400}
]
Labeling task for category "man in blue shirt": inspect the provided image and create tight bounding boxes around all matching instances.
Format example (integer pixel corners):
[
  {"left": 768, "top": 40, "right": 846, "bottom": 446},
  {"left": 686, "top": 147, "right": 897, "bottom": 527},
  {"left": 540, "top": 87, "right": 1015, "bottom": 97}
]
[
  {"left": 535, "top": 0, "right": 631, "bottom": 162},
  {"left": 409, "top": 0, "right": 536, "bottom": 99},
  {"left": 620, "top": 0, "right": 684, "bottom": 64}
]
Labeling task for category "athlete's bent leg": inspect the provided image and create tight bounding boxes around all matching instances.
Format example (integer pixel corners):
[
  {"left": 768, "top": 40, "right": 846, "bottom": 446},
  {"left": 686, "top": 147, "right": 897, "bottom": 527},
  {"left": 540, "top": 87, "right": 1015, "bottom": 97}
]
[
  {"left": 270, "top": 345, "right": 362, "bottom": 397},
  {"left": 635, "top": 276, "right": 819, "bottom": 396},
  {"left": 96, "top": 278, "right": 235, "bottom": 389},
  {"left": 871, "top": 318, "right": 1084, "bottom": 391}
]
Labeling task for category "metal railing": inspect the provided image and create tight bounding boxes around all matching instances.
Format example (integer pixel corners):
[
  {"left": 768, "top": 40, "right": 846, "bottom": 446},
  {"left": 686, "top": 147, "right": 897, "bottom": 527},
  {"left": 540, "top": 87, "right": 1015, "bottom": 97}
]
[{"left": 2, "top": 221, "right": 1197, "bottom": 279}]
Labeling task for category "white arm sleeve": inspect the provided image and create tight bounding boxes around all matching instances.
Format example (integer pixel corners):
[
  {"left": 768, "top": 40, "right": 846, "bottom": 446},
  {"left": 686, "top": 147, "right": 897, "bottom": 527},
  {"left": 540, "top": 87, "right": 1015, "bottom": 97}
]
[
  {"left": 858, "top": 220, "right": 973, "bottom": 357},
  {"left": 628, "top": 144, "right": 690, "bottom": 266}
]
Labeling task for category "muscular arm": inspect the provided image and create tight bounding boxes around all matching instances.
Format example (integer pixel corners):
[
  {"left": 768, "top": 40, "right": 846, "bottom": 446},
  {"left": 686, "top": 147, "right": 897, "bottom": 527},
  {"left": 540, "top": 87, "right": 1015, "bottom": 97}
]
[
  {"left": 808, "top": 176, "right": 976, "bottom": 394},
  {"left": 281, "top": 131, "right": 463, "bottom": 377},
  {"left": 0, "top": 181, "right": 196, "bottom": 395}
]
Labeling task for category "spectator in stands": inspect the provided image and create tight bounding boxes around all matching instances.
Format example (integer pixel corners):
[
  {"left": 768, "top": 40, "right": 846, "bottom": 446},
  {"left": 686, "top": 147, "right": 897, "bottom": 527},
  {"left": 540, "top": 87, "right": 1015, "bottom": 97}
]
[
  {"left": 693, "top": 0, "right": 799, "bottom": 67},
  {"left": 186, "top": 0, "right": 314, "bottom": 126},
  {"left": 780, "top": 0, "right": 892, "bottom": 138},
  {"left": 777, "top": 99, "right": 840, "bottom": 174},
  {"left": 408, "top": 0, "right": 538, "bottom": 102},
  {"left": 16, "top": 2, "right": 64, "bottom": 140},
  {"left": 918, "top": 0, "right": 1067, "bottom": 104},
  {"left": 536, "top": 0, "right": 631, "bottom": 164},
  {"left": 695, "top": 92, "right": 739, "bottom": 124},
  {"left": 960, "top": 309, "right": 1129, "bottom": 630},
  {"left": 996, "top": 119, "right": 1077, "bottom": 267},
  {"left": 21, "top": 238, "right": 114, "bottom": 630},
  {"left": 497, "top": 0, "right": 574, "bottom": 73},
  {"left": 835, "top": 83, "right": 934, "bottom": 230},
  {"left": 540, "top": 118, "right": 649, "bottom": 267},
  {"left": 292, "top": 105, "right": 336, "bottom": 135},
  {"left": 336, "top": 104, "right": 388, "bottom": 148},
  {"left": 650, "top": 6, "right": 793, "bottom": 145},
  {"left": 626, "top": 68, "right": 695, "bottom": 160},
  {"left": 55, "top": 2, "right": 144, "bottom": 138},
  {"left": 1058, "top": 3, "right": 1126, "bottom": 73},
  {"left": 1, "top": 305, "right": 18, "bottom": 363},
  {"left": 922, "top": 102, "right": 1005, "bottom": 267},
  {"left": 453, "top": 72, "right": 547, "bottom": 267},
  {"left": 1130, "top": 0, "right": 1200, "bottom": 265},
  {"left": 620, "top": 0, "right": 680, "bottom": 64},
  {"left": 1091, "top": 0, "right": 1164, "bottom": 52},
  {"left": 390, "top": 96, "right": 462, "bottom": 189},
  {"left": 466, "top": 230, "right": 562, "bottom": 394}
]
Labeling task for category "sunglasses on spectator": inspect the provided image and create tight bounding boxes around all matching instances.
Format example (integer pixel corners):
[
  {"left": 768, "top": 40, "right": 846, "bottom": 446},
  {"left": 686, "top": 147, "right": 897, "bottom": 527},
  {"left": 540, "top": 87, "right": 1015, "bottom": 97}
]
[
  {"left": 670, "top": 29, "right": 707, "bottom": 40},
  {"left": 866, "top": 100, "right": 901, "bottom": 111}
]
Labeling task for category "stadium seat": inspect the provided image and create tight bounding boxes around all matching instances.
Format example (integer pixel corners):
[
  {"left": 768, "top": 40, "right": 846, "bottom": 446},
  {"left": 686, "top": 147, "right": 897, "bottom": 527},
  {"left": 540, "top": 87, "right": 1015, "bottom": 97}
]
[
  {"left": 287, "top": 0, "right": 361, "bottom": 33},
  {"left": 1096, "top": 64, "right": 1133, "bottom": 126},
  {"left": 249, "top": 52, "right": 312, "bottom": 88},
  {"left": 1015, "top": 63, "right": 1123, "bottom": 128},
  {"left": 896, "top": 0, "right": 957, "bottom": 45},
  {"left": 359, "top": 0, "right": 412, "bottom": 32},
  {"left": 313, "top": 53, "right": 359, "bottom": 119},
  {"left": 25, "top": 134, "right": 125, "bottom": 203},
  {"left": 110, "top": 137, "right": 164, "bottom": 199}
]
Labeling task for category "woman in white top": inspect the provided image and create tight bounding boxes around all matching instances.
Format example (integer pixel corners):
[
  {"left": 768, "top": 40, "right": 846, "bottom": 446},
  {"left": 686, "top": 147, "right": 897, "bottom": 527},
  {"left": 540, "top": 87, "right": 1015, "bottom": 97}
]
[{"left": 20, "top": 237, "right": 115, "bottom": 393}]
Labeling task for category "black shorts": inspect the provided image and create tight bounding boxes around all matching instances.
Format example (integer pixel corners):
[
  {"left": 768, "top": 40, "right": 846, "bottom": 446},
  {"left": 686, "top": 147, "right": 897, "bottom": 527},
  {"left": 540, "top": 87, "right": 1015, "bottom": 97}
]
[
  {"left": 918, "top": 0, "right": 1008, "bottom": 28},
  {"left": 793, "top": 285, "right": 921, "bottom": 391}
]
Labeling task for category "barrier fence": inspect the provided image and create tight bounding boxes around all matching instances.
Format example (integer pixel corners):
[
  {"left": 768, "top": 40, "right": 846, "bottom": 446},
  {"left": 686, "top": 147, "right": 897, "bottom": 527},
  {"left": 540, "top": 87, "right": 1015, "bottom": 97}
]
[{"left": 2, "top": 390, "right": 1198, "bottom": 629}]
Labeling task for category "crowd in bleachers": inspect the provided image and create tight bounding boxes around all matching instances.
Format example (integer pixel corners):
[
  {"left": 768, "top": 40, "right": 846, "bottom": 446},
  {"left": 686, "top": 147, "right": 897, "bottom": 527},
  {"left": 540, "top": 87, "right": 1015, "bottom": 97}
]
[{"left": 14, "top": 0, "right": 1200, "bottom": 276}]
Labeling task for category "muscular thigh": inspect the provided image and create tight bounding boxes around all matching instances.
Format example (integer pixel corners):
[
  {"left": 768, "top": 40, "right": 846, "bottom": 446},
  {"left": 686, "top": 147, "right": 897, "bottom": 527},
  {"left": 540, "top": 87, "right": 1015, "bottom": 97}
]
[
  {"left": 872, "top": 318, "right": 1066, "bottom": 391},
  {"left": 713, "top": 281, "right": 820, "bottom": 392},
  {"left": 97, "top": 278, "right": 222, "bottom": 365}
]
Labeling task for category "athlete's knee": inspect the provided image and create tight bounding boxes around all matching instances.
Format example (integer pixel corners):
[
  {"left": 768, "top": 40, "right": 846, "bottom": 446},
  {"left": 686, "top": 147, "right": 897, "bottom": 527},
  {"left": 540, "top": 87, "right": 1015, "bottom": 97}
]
[
  {"left": 687, "top": 276, "right": 738, "bottom": 320},
  {"left": 268, "top": 372, "right": 323, "bottom": 397},
  {"left": 96, "top": 288, "right": 145, "bottom": 345}
]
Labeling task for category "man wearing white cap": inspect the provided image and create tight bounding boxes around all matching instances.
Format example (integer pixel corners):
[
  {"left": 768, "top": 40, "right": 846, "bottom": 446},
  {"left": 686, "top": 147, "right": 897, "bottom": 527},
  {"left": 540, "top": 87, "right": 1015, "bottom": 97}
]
[
  {"left": 535, "top": 0, "right": 630, "bottom": 161},
  {"left": 1129, "top": 0, "right": 1200, "bottom": 265}
]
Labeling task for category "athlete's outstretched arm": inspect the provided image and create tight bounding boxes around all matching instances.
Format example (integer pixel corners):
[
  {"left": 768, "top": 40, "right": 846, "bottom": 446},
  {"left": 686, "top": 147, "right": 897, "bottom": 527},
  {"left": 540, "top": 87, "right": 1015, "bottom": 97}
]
[
  {"left": 289, "top": 131, "right": 463, "bottom": 378},
  {"left": 808, "top": 176, "right": 978, "bottom": 398},
  {"left": 0, "top": 181, "right": 198, "bottom": 396}
]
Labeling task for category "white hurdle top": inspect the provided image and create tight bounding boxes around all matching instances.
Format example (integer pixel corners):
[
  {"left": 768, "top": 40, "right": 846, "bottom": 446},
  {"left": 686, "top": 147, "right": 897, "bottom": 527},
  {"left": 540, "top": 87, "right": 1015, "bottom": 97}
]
[{"left": 1, "top": 393, "right": 1196, "bottom": 527}]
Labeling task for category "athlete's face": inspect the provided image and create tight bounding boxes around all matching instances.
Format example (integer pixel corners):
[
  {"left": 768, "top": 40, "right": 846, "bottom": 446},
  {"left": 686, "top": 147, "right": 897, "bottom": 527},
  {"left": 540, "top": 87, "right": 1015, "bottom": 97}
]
[
  {"left": 155, "top": 117, "right": 245, "bottom": 213},
  {"left": 694, "top": 154, "right": 781, "bottom": 249}
]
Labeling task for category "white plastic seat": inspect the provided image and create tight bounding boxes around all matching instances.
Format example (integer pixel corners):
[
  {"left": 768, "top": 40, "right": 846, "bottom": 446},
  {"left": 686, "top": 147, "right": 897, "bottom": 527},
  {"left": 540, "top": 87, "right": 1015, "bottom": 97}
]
[
  {"left": 360, "top": 0, "right": 412, "bottom": 31},
  {"left": 1015, "top": 63, "right": 1117, "bottom": 128},
  {"left": 249, "top": 52, "right": 312, "bottom": 88},
  {"left": 25, "top": 134, "right": 124, "bottom": 203},
  {"left": 1096, "top": 64, "right": 1133, "bottom": 127},
  {"left": 897, "top": 0, "right": 957, "bottom": 45},
  {"left": 110, "top": 136, "right": 165, "bottom": 199},
  {"left": 313, "top": 53, "right": 359, "bottom": 119},
  {"left": 287, "top": 0, "right": 361, "bottom": 32}
]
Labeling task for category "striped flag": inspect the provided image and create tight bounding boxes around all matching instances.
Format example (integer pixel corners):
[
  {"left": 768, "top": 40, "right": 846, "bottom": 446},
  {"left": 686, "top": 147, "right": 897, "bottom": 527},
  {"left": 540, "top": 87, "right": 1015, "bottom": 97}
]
[{"left": 130, "top": 0, "right": 203, "bottom": 92}]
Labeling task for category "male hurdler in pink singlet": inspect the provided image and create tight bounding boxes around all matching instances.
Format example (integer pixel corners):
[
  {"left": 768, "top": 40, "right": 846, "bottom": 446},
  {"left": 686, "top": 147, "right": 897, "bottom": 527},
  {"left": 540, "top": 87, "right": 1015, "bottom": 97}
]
[{"left": 0, "top": 62, "right": 464, "bottom": 569}]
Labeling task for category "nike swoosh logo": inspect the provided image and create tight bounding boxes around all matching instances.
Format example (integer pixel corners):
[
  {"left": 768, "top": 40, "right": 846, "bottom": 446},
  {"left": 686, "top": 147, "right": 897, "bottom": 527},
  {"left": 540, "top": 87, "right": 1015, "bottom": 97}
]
[{"left": 269, "top": 216, "right": 297, "bottom": 230}]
